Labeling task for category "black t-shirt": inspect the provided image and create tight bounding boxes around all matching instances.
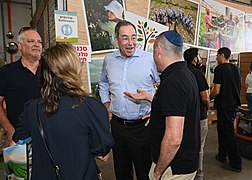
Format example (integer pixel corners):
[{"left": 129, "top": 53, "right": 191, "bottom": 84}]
[
  {"left": 213, "top": 63, "right": 241, "bottom": 110},
  {"left": 187, "top": 63, "right": 209, "bottom": 120},
  {"left": 0, "top": 59, "right": 39, "bottom": 128},
  {"left": 149, "top": 61, "right": 200, "bottom": 174}
]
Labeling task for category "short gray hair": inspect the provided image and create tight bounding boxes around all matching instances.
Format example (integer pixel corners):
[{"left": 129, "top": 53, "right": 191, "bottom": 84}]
[{"left": 17, "top": 28, "right": 38, "bottom": 43}]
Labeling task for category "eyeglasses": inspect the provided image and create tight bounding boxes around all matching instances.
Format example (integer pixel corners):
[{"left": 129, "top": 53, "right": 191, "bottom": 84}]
[
  {"left": 18, "top": 27, "right": 37, "bottom": 34},
  {"left": 120, "top": 35, "right": 137, "bottom": 42}
]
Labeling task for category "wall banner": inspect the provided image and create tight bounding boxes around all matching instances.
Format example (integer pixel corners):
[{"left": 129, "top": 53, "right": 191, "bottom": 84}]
[{"left": 55, "top": 10, "right": 78, "bottom": 43}]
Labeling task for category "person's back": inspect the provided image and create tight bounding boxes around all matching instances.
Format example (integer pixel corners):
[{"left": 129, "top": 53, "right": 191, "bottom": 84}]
[
  {"left": 13, "top": 43, "right": 114, "bottom": 180},
  {"left": 210, "top": 47, "right": 242, "bottom": 172},
  {"left": 184, "top": 48, "right": 209, "bottom": 180},
  {"left": 150, "top": 64, "right": 200, "bottom": 174},
  {"left": 15, "top": 96, "right": 112, "bottom": 180},
  {"left": 213, "top": 63, "right": 241, "bottom": 110}
]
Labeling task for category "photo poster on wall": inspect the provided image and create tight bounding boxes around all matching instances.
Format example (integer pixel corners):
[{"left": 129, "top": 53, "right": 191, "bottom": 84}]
[
  {"left": 82, "top": 0, "right": 126, "bottom": 54},
  {"left": 88, "top": 57, "right": 104, "bottom": 100},
  {"left": 244, "top": 14, "right": 252, "bottom": 51},
  {"left": 148, "top": 0, "right": 199, "bottom": 46},
  {"left": 198, "top": 0, "right": 244, "bottom": 52},
  {"left": 125, "top": 11, "right": 167, "bottom": 53}
]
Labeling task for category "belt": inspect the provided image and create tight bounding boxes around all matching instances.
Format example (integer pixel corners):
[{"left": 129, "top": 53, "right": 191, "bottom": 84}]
[{"left": 113, "top": 115, "right": 147, "bottom": 126}]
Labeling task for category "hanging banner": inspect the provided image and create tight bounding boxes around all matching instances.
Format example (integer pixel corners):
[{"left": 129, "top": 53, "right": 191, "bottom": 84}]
[
  {"left": 198, "top": 0, "right": 244, "bottom": 52},
  {"left": 73, "top": 45, "right": 91, "bottom": 62},
  {"left": 55, "top": 10, "right": 78, "bottom": 43},
  {"left": 82, "top": 0, "right": 126, "bottom": 54},
  {"left": 244, "top": 14, "right": 252, "bottom": 51},
  {"left": 125, "top": 11, "right": 167, "bottom": 53},
  {"left": 148, "top": 0, "right": 199, "bottom": 46}
]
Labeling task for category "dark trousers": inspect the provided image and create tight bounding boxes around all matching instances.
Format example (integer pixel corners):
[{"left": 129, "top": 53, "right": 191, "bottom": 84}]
[
  {"left": 111, "top": 115, "right": 151, "bottom": 180},
  {"left": 217, "top": 109, "right": 242, "bottom": 169},
  {"left": 246, "top": 93, "right": 252, "bottom": 112}
]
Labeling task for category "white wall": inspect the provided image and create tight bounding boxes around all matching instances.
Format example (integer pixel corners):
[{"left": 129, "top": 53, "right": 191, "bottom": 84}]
[{"left": 0, "top": 2, "right": 31, "bottom": 63}]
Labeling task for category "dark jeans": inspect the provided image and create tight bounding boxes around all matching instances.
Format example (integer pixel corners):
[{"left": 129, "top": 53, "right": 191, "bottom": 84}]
[
  {"left": 111, "top": 115, "right": 151, "bottom": 180},
  {"left": 246, "top": 93, "right": 252, "bottom": 112},
  {"left": 217, "top": 109, "right": 242, "bottom": 169}
]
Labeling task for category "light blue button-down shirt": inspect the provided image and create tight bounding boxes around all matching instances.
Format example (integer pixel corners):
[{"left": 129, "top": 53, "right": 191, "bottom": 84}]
[{"left": 99, "top": 48, "right": 160, "bottom": 120}]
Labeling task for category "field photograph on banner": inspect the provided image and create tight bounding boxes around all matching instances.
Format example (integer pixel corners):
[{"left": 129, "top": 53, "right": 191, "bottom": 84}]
[
  {"left": 198, "top": 0, "right": 244, "bottom": 52},
  {"left": 88, "top": 58, "right": 104, "bottom": 100},
  {"left": 82, "top": 0, "right": 125, "bottom": 54},
  {"left": 244, "top": 14, "right": 252, "bottom": 51},
  {"left": 148, "top": 0, "right": 199, "bottom": 45}
]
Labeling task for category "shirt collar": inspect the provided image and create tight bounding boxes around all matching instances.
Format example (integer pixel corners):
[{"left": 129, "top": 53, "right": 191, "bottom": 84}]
[
  {"left": 187, "top": 62, "right": 200, "bottom": 70},
  {"left": 161, "top": 61, "right": 187, "bottom": 81},
  {"left": 17, "top": 58, "right": 25, "bottom": 69},
  {"left": 115, "top": 48, "right": 141, "bottom": 59}
]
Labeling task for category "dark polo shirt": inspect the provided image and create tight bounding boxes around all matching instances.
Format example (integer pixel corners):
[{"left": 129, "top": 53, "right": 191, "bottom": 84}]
[
  {"left": 187, "top": 63, "right": 209, "bottom": 120},
  {"left": 0, "top": 59, "right": 39, "bottom": 128},
  {"left": 213, "top": 63, "right": 241, "bottom": 110},
  {"left": 149, "top": 61, "right": 200, "bottom": 174}
]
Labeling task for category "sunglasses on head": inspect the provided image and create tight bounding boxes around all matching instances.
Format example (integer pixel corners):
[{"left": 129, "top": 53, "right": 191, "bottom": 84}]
[{"left": 18, "top": 27, "right": 36, "bottom": 34}]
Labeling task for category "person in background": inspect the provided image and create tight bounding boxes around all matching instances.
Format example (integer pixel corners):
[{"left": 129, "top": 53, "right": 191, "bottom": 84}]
[
  {"left": 194, "top": 54, "right": 206, "bottom": 75},
  {"left": 0, "top": 27, "right": 42, "bottom": 146},
  {"left": 204, "top": 8, "right": 218, "bottom": 32},
  {"left": 125, "top": 31, "right": 200, "bottom": 180},
  {"left": 97, "top": 0, "right": 124, "bottom": 47},
  {"left": 245, "top": 62, "right": 252, "bottom": 112},
  {"left": 210, "top": 47, "right": 242, "bottom": 173},
  {"left": 229, "top": 59, "right": 242, "bottom": 79},
  {"left": 226, "top": 12, "right": 235, "bottom": 27},
  {"left": 184, "top": 48, "right": 210, "bottom": 180},
  {"left": 99, "top": 20, "right": 160, "bottom": 180},
  {"left": 204, "top": 8, "right": 218, "bottom": 48},
  {"left": 13, "top": 43, "right": 114, "bottom": 180}
]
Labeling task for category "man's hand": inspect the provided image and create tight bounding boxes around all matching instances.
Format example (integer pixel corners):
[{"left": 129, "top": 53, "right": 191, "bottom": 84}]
[
  {"left": 142, "top": 114, "right": 150, "bottom": 126},
  {"left": 96, "top": 152, "right": 110, "bottom": 162},
  {"left": 153, "top": 170, "right": 161, "bottom": 180},
  {"left": 107, "top": 110, "right": 112, "bottom": 122},
  {"left": 124, "top": 89, "right": 153, "bottom": 102},
  {"left": 6, "top": 125, "right": 15, "bottom": 146},
  {"left": 104, "top": 102, "right": 112, "bottom": 122}
]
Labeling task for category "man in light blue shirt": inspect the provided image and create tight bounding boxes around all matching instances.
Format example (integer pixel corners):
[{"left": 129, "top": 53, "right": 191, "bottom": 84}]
[{"left": 99, "top": 20, "right": 160, "bottom": 180}]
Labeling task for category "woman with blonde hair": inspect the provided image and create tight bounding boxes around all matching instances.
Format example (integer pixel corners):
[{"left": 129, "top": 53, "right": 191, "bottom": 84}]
[{"left": 13, "top": 43, "right": 113, "bottom": 180}]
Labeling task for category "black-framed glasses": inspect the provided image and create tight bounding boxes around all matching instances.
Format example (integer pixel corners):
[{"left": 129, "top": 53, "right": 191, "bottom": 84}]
[{"left": 18, "top": 27, "right": 36, "bottom": 34}]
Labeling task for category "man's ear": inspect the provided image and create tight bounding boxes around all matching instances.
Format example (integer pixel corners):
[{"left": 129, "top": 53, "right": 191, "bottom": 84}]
[
  {"left": 18, "top": 42, "right": 22, "bottom": 50},
  {"left": 114, "top": 36, "right": 119, "bottom": 46},
  {"left": 157, "top": 44, "right": 163, "bottom": 59},
  {"left": 193, "top": 56, "right": 198, "bottom": 63},
  {"left": 221, "top": 53, "right": 225, "bottom": 59}
]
